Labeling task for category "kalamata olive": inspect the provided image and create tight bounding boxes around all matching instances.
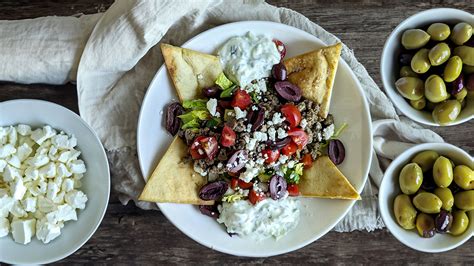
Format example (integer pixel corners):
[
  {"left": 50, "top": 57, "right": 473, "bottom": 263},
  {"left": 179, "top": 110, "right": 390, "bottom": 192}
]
[
  {"left": 466, "top": 74, "right": 474, "bottom": 91},
  {"left": 465, "top": 36, "right": 474, "bottom": 47},
  {"left": 198, "top": 204, "right": 219, "bottom": 218},
  {"left": 268, "top": 137, "right": 291, "bottom": 150},
  {"left": 274, "top": 81, "right": 302, "bottom": 102},
  {"left": 246, "top": 106, "right": 265, "bottom": 132},
  {"left": 202, "top": 85, "right": 221, "bottom": 98},
  {"left": 165, "top": 102, "right": 184, "bottom": 136},
  {"left": 272, "top": 63, "right": 288, "bottom": 81},
  {"left": 328, "top": 139, "right": 345, "bottom": 165},
  {"left": 451, "top": 73, "right": 464, "bottom": 95},
  {"left": 399, "top": 53, "right": 414, "bottom": 66},
  {"left": 218, "top": 99, "right": 232, "bottom": 109},
  {"left": 421, "top": 172, "right": 437, "bottom": 191},
  {"left": 226, "top": 150, "right": 248, "bottom": 173},
  {"left": 199, "top": 181, "right": 228, "bottom": 201},
  {"left": 435, "top": 210, "right": 453, "bottom": 233},
  {"left": 269, "top": 175, "right": 287, "bottom": 200},
  {"left": 416, "top": 213, "right": 436, "bottom": 238}
]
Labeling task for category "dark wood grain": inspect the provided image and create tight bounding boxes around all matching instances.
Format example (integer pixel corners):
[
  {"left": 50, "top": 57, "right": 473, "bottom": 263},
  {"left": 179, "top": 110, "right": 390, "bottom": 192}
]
[{"left": 0, "top": 0, "right": 473, "bottom": 264}]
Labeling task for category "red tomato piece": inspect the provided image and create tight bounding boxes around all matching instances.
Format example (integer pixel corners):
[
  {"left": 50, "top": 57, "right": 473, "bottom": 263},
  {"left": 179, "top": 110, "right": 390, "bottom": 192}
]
[
  {"left": 238, "top": 179, "right": 253, "bottom": 189},
  {"left": 287, "top": 128, "right": 309, "bottom": 149},
  {"left": 281, "top": 104, "right": 301, "bottom": 128},
  {"left": 190, "top": 136, "right": 207, "bottom": 159},
  {"left": 190, "top": 136, "right": 218, "bottom": 160},
  {"left": 261, "top": 149, "right": 280, "bottom": 164},
  {"left": 201, "top": 136, "right": 218, "bottom": 160},
  {"left": 249, "top": 189, "right": 266, "bottom": 205},
  {"left": 220, "top": 125, "right": 236, "bottom": 147},
  {"left": 287, "top": 184, "right": 300, "bottom": 196},
  {"left": 281, "top": 141, "right": 298, "bottom": 157},
  {"left": 273, "top": 39, "right": 287, "bottom": 60},
  {"left": 231, "top": 89, "right": 252, "bottom": 110},
  {"left": 301, "top": 154, "right": 313, "bottom": 169},
  {"left": 230, "top": 178, "right": 239, "bottom": 190}
]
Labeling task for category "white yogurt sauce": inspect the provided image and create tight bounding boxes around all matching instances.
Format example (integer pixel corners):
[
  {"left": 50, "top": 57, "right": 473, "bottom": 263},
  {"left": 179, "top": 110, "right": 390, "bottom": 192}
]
[
  {"left": 217, "top": 197, "right": 300, "bottom": 241},
  {"left": 218, "top": 32, "right": 281, "bottom": 87}
]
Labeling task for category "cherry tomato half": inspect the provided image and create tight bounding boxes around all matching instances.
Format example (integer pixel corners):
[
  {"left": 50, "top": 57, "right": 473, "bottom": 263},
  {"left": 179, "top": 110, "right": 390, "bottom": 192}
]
[
  {"left": 238, "top": 179, "right": 253, "bottom": 189},
  {"left": 281, "top": 141, "right": 298, "bottom": 157},
  {"left": 261, "top": 149, "right": 280, "bottom": 164},
  {"left": 281, "top": 103, "right": 301, "bottom": 128},
  {"left": 230, "top": 178, "right": 239, "bottom": 189},
  {"left": 273, "top": 39, "right": 287, "bottom": 60},
  {"left": 287, "top": 184, "right": 300, "bottom": 196},
  {"left": 287, "top": 128, "right": 309, "bottom": 149},
  {"left": 231, "top": 89, "right": 252, "bottom": 110},
  {"left": 190, "top": 136, "right": 218, "bottom": 160},
  {"left": 220, "top": 125, "right": 236, "bottom": 147},
  {"left": 249, "top": 189, "right": 266, "bottom": 205},
  {"left": 301, "top": 154, "right": 313, "bottom": 169}
]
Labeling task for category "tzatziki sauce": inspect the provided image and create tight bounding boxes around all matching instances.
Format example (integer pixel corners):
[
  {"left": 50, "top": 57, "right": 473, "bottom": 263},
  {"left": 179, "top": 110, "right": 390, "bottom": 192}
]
[
  {"left": 218, "top": 32, "right": 280, "bottom": 87},
  {"left": 217, "top": 197, "right": 300, "bottom": 241}
]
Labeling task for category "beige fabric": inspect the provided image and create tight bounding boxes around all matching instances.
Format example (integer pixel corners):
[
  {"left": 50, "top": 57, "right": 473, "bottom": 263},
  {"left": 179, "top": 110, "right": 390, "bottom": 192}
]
[{"left": 0, "top": 0, "right": 444, "bottom": 232}]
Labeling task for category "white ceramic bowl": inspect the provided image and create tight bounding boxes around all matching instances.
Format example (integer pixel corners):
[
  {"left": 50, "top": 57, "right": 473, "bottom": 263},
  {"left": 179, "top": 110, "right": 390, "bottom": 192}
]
[
  {"left": 379, "top": 143, "right": 474, "bottom": 253},
  {"left": 380, "top": 8, "right": 474, "bottom": 126},
  {"left": 0, "top": 99, "right": 110, "bottom": 264}
]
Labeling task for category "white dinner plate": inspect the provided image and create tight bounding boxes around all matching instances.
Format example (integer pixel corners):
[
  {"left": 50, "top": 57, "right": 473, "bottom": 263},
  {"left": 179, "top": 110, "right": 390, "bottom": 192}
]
[
  {"left": 0, "top": 99, "right": 110, "bottom": 264},
  {"left": 137, "top": 21, "right": 372, "bottom": 257}
]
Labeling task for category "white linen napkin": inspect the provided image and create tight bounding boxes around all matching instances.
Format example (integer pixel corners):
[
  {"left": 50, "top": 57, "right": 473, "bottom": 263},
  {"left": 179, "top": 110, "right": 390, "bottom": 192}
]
[{"left": 0, "top": 0, "right": 443, "bottom": 232}]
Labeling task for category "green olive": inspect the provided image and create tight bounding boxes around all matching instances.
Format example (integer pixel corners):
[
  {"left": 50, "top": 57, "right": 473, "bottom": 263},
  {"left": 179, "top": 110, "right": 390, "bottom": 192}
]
[
  {"left": 413, "top": 192, "right": 442, "bottom": 214},
  {"left": 424, "top": 75, "right": 448, "bottom": 103},
  {"left": 454, "top": 88, "right": 468, "bottom": 102},
  {"left": 450, "top": 22, "right": 473, "bottom": 45},
  {"left": 449, "top": 211, "right": 469, "bottom": 236},
  {"left": 454, "top": 46, "right": 474, "bottom": 66},
  {"left": 410, "top": 97, "right": 426, "bottom": 110},
  {"left": 454, "top": 190, "right": 474, "bottom": 211},
  {"left": 394, "top": 194, "right": 418, "bottom": 229},
  {"left": 433, "top": 156, "right": 454, "bottom": 187},
  {"left": 402, "top": 29, "right": 431, "bottom": 50},
  {"left": 395, "top": 77, "right": 424, "bottom": 100},
  {"left": 411, "top": 48, "right": 431, "bottom": 74},
  {"left": 432, "top": 100, "right": 462, "bottom": 125},
  {"left": 464, "top": 65, "right": 474, "bottom": 74},
  {"left": 399, "top": 163, "right": 424, "bottom": 195},
  {"left": 411, "top": 150, "right": 439, "bottom": 172},
  {"left": 453, "top": 165, "right": 474, "bottom": 190},
  {"left": 427, "top": 23, "right": 451, "bottom": 41},
  {"left": 443, "top": 56, "right": 463, "bottom": 82},
  {"left": 416, "top": 213, "right": 436, "bottom": 238},
  {"left": 433, "top": 187, "right": 454, "bottom": 211},
  {"left": 428, "top": 43, "right": 451, "bottom": 66},
  {"left": 400, "top": 65, "right": 418, "bottom": 78}
]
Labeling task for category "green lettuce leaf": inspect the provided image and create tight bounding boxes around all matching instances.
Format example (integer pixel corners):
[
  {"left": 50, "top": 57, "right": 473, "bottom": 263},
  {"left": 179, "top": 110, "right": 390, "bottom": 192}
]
[
  {"left": 215, "top": 72, "right": 234, "bottom": 90},
  {"left": 182, "top": 99, "right": 207, "bottom": 110}
]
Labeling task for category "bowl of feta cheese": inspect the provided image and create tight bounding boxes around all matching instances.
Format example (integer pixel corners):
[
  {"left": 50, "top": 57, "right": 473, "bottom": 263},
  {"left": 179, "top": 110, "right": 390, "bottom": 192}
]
[{"left": 0, "top": 99, "right": 110, "bottom": 264}]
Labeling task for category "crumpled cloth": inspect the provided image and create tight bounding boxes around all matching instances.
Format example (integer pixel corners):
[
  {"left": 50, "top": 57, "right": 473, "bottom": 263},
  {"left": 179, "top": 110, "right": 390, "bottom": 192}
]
[{"left": 0, "top": 0, "right": 443, "bottom": 232}]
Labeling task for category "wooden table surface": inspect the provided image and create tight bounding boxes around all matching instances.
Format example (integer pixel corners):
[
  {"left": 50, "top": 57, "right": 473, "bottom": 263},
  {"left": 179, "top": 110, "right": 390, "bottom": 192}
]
[{"left": 1, "top": 0, "right": 473, "bottom": 264}]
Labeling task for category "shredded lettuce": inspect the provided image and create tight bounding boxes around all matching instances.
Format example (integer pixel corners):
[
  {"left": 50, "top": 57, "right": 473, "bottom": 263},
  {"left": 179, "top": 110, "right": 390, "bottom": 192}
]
[
  {"left": 206, "top": 117, "right": 221, "bottom": 128},
  {"left": 181, "top": 120, "right": 200, "bottom": 130},
  {"left": 182, "top": 99, "right": 207, "bottom": 110},
  {"left": 215, "top": 72, "right": 234, "bottom": 90},
  {"left": 178, "top": 110, "right": 210, "bottom": 130},
  {"left": 222, "top": 194, "right": 245, "bottom": 203},
  {"left": 281, "top": 163, "right": 304, "bottom": 184}
]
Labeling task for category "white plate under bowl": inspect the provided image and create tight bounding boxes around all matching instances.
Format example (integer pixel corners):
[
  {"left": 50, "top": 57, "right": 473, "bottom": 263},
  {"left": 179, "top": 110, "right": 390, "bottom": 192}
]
[
  {"left": 137, "top": 21, "right": 372, "bottom": 257},
  {"left": 0, "top": 99, "right": 110, "bottom": 264},
  {"left": 380, "top": 8, "right": 474, "bottom": 126},
  {"left": 379, "top": 143, "right": 474, "bottom": 253}
]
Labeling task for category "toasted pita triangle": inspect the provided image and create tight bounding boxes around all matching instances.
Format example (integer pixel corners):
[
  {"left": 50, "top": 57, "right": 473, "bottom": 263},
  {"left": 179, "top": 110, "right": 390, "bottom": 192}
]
[
  {"left": 284, "top": 43, "right": 342, "bottom": 118},
  {"left": 299, "top": 156, "right": 360, "bottom": 200},
  {"left": 139, "top": 137, "right": 214, "bottom": 205},
  {"left": 161, "top": 43, "right": 223, "bottom": 102}
]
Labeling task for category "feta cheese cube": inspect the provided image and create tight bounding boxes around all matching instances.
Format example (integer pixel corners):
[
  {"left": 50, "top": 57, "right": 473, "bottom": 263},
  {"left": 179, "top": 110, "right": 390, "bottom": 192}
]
[
  {"left": 267, "top": 127, "right": 276, "bottom": 142},
  {"left": 8, "top": 126, "right": 18, "bottom": 145},
  {"left": 46, "top": 182, "right": 60, "bottom": 200},
  {"left": 16, "top": 143, "right": 33, "bottom": 162},
  {"left": 0, "top": 196, "right": 14, "bottom": 217},
  {"left": 7, "top": 155, "right": 21, "bottom": 169},
  {"left": 68, "top": 159, "right": 86, "bottom": 174},
  {"left": 57, "top": 163, "right": 72, "bottom": 178},
  {"left": 22, "top": 197, "right": 37, "bottom": 212},
  {"left": 3, "top": 165, "right": 21, "bottom": 181},
  {"left": 36, "top": 218, "right": 61, "bottom": 244},
  {"left": 0, "top": 159, "right": 6, "bottom": 172},
  {"left": 29, "top": 180, "right": 47, "bottom": 197},
  {"left": 10, "top": 201, "right": 27, "bottom": 218},
  {"left": 46, "top": 204, "right": 77, "bottom": 223},
  {"left": 272, "top": 112, "right": 285, "bottom": 125},
  {"left": 16, "top": 124, "right": 32, "bottom": 136},
  {"left": 39, "top": 162, "right": 57, "bottom": 178},
  {"left": 25, "top": 167, "right": 39, "bottom": 181},
  {"left": 65, "top": 190, "right": 88, "bottom": 209},
  {"left": 0, "top": 217, "right": 9, "bottom": 237},
  {"left": 38, "top": 196, "right": 57, "bottom": 213},
  {"left": 206, "top": 98, "right": 219, "bottom": 117},
  {"left": 11, "top": 178, "right": 27, "bottom": 200},
  {"left": 234, "top": 107, "right": 247, "bottom": 120},
  {"left": 30, "top": 126, "right": 56, "bottom": 145},
  {"left": 0, "top": 143, "right": 16, "bottom": 158},
  {"left": 277, "top": 128, "right": 288, "bottom": 139},
  {"left": 323, "top": 124, "right": 335, "bottom": 140},
  {"left": 11, "top": 219, "right": 36, "bottom": 244}
]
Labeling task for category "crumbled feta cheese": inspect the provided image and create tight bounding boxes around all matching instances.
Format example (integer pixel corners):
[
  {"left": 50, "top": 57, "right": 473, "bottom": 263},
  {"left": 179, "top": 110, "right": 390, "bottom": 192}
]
[
  {"left": 253, "top": 131, "right": 268, "bottom": 142},
  {"left": 300, "top": 118, "right": 308, "bottom": 129},
  {"left": 16, "top": 143, "right": 33, "bottom": 161},
  {"left": 51, "top": 134, "right": 77, "bottom": 150},
  {"left": 239, "top": 164, "right": 260, "bottom": 183},
  {"left": 3, "top": 165, "right": 21, "bottom": 182},
  {"left": 25, "top": 166, "right": 39, "bottom": 181},
  {"left": 36, "top": 218, "right": 61, "bottom": 244},
  {"left": 246, "top": 124, "right": 252, "bottom": 132},
  {"left": 68, "top": 159, "right": 86, "bottom": 174},
  {"left": 287, "top": 160, "right": 296, "bottom": 168},
  {"left": 22, "top": 197, "right": 37, "bottom": 212},
  {"left": 16, "top": 124, "right": 31, "bottom": 136},
  {"left": 272, "top": 112, "right": 285, "bottom": 125},
  {"left": 29, "top": 154, "right": 49, "bottom": 168},
  {"left": 38, "top": 196, "right": 57, "bottom": 213},
  {"left": 8, "top": 126, "right": 18, "bottom": 145},
  {"left": 0, "top": 159, "right": 6, "bottom": 172},
  {"left": 206, "top": 98, "right": 219, "bottom": 117},
  {"left": 10, "top": 201, "right": 27, "bottom": 218},
  {"left": 0, "top": 196, "right": 14, "bottom": 217},
  {"left": 39, "top": 162, "right": 57, "bottom": 178},
  {"left": 246, "top": 138, "right": 258, "bottom": 151},
  {"left": 323, "top": 124, "right": 335, "bottom": 140},
  {"left": 11, "top": 219, "right": 36, "bottom": 244},
  {"left": 46, "top": 204, "right": 77, "bottom": 223},
  {"left": 7, "top": 155, "right": 21, "bottom": 169},
  {"left": 193, "top": 163, "right": 208, "bottom": 177},
  {"left": 11, "top": 178, "right": 27, "bottom": 200},
  {"left": 46, "top": 182, "right": 60, "bottom": 201},
  {"left": 0, "top": 143, "right": 16, "bottom": 158},
  {"left": 0, "top": 218, "right": 9, "bottom": 237},
  {"left": 278, "top": 155, "right": 289, "bottom": 164},
  {"left": 277, "top": 128, "right": 288, "bottom": 139},
  {"left": 234, "top": 107, "right": 247, "bottom": 120},
  {"left": 251, "top": 105, "right": 259, "bottom": 111},
  {"left": 65, "top": 190, "right": 88, "bottom": 209},
  {"left": 31, "top": 126, "right": 56, "bottom": 145},
  {"left": 267, "top": 127, "right": 276, "bottom": 142}
]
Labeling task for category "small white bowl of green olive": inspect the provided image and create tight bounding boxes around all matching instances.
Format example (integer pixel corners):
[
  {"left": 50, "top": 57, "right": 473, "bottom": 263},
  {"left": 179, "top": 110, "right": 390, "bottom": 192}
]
[
  {"left": 381, "top": 8, "right": 474, "bottom": 126},
  {"left": 379, "top": 143, "right": 473, "bottom": 253}
]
